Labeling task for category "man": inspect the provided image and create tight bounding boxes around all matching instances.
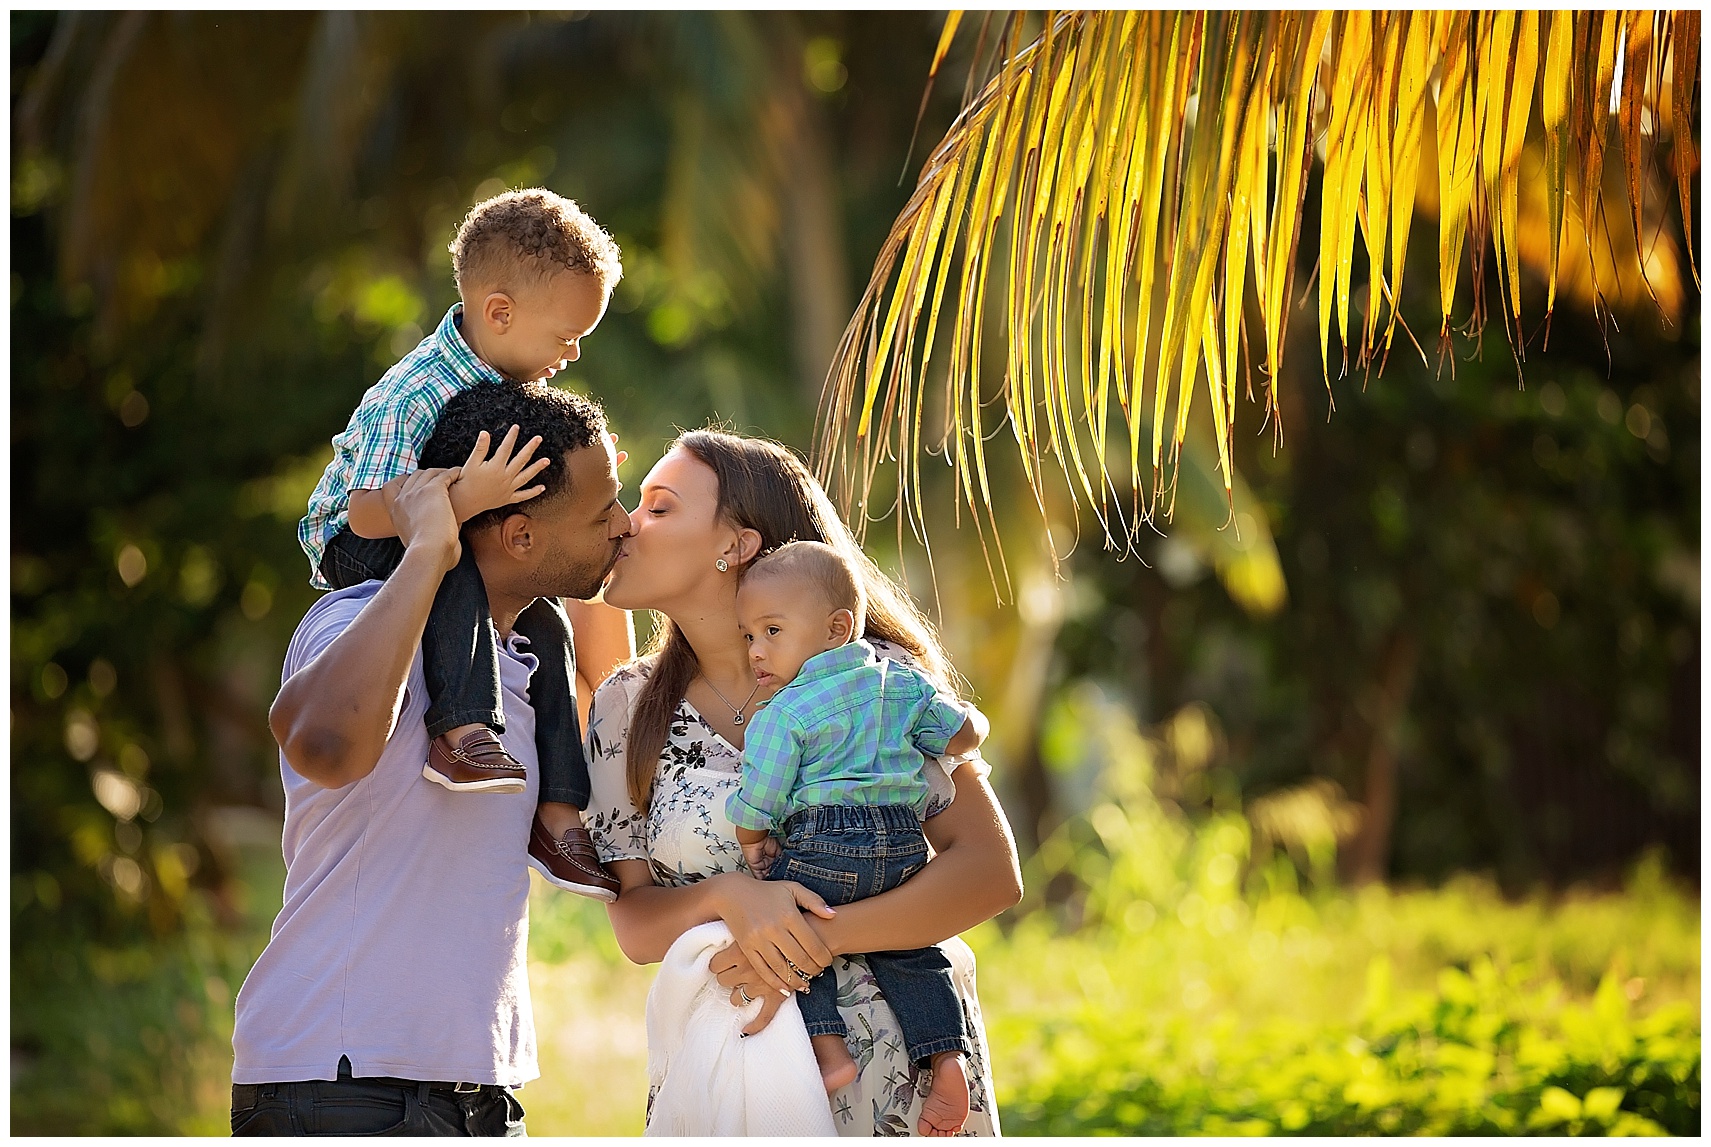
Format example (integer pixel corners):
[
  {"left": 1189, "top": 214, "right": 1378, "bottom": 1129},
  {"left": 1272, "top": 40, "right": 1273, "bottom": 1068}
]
[{"left": 230, "top": 382, "right": 632, "bottom": 1135}]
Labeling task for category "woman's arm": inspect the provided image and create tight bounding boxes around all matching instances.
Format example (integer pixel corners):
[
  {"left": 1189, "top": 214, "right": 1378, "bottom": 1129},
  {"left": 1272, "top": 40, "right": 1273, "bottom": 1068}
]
[
  {"left": 604, "top": 859, "right": 837, "bottom": 995},
  {"left": 813, "top": 762, "right": 1022, "bottom": 957},
  {"left": 711, "top": 761, "right": 1022, "bottom": 1033},
  {"left": 565, "top": 596, "right": 633, "bottom": 727}
]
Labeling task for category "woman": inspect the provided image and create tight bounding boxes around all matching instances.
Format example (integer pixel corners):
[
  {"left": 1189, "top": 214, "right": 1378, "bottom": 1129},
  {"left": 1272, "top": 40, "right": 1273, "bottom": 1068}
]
[{"left": 583, "top": 429, "right": 1023, "bottom": 1136}]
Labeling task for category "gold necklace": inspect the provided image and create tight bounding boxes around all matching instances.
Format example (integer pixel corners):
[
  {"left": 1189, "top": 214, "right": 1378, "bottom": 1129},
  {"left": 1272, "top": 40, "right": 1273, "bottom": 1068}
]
[{"left": 699, "top": 672, "right": 761, "bottom": 726}]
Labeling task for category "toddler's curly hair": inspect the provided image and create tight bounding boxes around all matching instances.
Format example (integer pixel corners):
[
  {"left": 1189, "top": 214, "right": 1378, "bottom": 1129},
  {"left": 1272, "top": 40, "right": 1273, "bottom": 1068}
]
[{"left": 449, "top": 188, "right": 622, "bottom": 298}]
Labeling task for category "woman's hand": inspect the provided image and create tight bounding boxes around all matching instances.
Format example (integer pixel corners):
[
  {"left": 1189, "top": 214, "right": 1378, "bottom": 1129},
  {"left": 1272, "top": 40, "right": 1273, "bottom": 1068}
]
[
  {"left": 711, "top": 873, "right": 836, "bottom": 997},
  {"left": 710, "top": 944, "right": 797, "bottom": 1035}
]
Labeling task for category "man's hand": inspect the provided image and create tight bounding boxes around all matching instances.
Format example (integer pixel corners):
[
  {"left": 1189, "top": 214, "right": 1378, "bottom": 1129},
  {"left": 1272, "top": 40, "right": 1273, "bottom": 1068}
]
[
  {"left": 447, "top": 425, "right": 550, "bottom": 523},
  {"left": 390, "top": 467, "right": 463, "bottom": 574}
]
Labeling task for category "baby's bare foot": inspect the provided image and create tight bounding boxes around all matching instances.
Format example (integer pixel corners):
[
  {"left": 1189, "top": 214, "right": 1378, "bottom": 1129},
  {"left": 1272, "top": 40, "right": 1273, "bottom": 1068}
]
[
  {"left": 917, "top": 1051, "right": 970, "bottom": 1136},
  {"left": 811, "top": 1033, "right": 858, "bottom": 1093}
]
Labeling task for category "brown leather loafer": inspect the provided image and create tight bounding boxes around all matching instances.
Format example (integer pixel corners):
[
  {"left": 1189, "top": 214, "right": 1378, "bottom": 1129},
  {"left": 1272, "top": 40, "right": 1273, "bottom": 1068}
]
[
  {"left": 424, "top": 727, "right": 527, "bottom": 794},
  {"left": 528, "top": 817, "right": 620, "bottom": 902}
]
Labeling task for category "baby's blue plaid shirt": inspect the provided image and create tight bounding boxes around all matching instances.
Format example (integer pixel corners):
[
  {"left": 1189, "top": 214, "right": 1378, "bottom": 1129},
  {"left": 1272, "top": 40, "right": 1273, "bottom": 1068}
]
[
  {"left": 726, "top": 639, "right": 969, "bottom": 834},
  {"left": 297, "top": 303, "right": 503, "bottom": 588}
]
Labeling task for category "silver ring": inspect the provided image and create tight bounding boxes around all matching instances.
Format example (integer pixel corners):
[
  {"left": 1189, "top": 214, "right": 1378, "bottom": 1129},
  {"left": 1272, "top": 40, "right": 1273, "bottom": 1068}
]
[{"left": 737, "top": 985, "right": 754, "bottom": 1004}]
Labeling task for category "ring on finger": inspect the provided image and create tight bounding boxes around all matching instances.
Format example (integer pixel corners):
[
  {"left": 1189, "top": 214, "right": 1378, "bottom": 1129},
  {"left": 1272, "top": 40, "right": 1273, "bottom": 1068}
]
[{"left": 738, "top": 985, "right": 754, "bottom": 1004}]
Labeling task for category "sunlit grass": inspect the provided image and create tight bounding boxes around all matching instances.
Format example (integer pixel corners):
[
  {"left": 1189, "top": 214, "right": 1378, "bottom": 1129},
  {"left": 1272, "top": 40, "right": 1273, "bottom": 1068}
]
[
  {"left": 21, "top": 836, "right": 1697, "bottom": 1136},
  {"left": 519, "top": 864, "right": 1700, "bottom": 1136},
  {"left": 976, "top": 867, "right": 1700, "bottom": 1135}
]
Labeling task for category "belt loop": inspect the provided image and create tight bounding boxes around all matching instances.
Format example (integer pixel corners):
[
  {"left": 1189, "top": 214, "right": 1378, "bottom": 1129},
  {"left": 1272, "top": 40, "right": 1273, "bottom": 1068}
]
[{"left": 406, "top": 1081, "right": 429, "bottom": 1132}]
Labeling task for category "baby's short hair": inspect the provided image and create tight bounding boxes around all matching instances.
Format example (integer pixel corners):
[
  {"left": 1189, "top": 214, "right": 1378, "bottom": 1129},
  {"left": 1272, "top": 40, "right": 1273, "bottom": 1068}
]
[
  {"left": 449, "top": 188, "right": 622, "bottom": 298},
  {"left": 744, "top": 541, "right": 867, "bottom": 634}
]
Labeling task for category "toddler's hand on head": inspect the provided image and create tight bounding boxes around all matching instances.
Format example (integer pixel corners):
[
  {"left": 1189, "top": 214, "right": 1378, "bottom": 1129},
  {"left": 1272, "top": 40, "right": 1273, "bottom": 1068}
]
[{"left": 448, "top": 424, "right": 551, "bottom": 521}]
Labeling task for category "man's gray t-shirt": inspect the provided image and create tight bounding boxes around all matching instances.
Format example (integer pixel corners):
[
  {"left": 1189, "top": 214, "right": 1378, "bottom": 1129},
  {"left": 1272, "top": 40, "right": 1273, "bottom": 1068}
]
[{"left": 232, "top": 580, "right": 541, "bottom": 1086}]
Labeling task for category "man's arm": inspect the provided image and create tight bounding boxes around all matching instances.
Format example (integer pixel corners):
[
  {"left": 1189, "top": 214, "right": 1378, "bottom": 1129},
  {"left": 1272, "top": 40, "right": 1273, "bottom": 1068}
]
[
  {"left": 270, "top": 469, "right": 462, "bottom": 788},
  {"left": 566, "top": 596, "right": 634, "bottom": 727}
]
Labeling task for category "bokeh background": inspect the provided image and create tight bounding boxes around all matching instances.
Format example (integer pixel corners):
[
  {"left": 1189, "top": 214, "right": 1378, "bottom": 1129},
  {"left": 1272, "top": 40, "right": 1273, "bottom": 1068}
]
[{"left": 10, "top": 11, "right": 1700, "bottom": 1135}]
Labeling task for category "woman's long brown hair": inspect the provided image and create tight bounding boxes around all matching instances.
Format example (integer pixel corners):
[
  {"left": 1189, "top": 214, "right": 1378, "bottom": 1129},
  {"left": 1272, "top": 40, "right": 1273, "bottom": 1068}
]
[{"left": 625, "top": 430, "right": 955, "bottom": 811}]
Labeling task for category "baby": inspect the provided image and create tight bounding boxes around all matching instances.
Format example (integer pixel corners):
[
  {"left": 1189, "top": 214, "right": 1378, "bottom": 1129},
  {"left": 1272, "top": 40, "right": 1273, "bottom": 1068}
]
[
  {"left": 726, "top": 541, "right": 988, "bottom": 1137},
  {"left": 298, "top": 188, "right": 623, "bottom": 900}
]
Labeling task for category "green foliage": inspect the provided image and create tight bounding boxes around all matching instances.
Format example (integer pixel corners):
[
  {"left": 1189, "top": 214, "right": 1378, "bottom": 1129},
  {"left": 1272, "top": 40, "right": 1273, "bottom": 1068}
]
[
  {"left": 10, "top": 847, "right": 281, "bottom": 1135},
  {"left": 990, "top": 932, "right": 1698, "bottom": 1136},
  {"left": 1054, "top": 309, "right": 1700, "bottom": 886},
  {"left": 978, "top": 691, "right": 1700, "bottom": 1136}
]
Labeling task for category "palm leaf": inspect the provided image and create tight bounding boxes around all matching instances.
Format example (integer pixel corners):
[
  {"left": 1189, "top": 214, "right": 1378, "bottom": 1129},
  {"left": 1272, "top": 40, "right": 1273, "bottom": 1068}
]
[{"left": 814, "top": 10, "right": 1699, "bottom": 566}]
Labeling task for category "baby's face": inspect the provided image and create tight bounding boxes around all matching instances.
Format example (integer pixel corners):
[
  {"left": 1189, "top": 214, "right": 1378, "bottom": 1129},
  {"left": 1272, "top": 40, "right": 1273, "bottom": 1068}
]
[
  {"left": 491, "top": 269, "right": 609, "bottom": 382},
  {"left": 736, "top": 577, "right": 845, "bottom": 694}
]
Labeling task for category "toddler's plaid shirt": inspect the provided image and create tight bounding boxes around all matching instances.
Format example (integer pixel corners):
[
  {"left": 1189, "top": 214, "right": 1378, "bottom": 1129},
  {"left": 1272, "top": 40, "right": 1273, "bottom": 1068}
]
[
  {"left": 727, "top": 639, "right": 969, "bottom": 833},
  {"left": 298, "top": 304, "right": 502, "bottom": 587}
]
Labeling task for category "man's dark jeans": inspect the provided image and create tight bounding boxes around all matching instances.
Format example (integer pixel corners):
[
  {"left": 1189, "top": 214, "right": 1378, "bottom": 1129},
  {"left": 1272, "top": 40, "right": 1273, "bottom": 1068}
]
[
  {"left": 767, "top": 803, "right": 971, "bottom": 1068},
  {"left": 321, "top": 527, "right": 590, "bottom": 806},
  {"left": 231, "top": 1056, "right": 525, "bottom": 1136}
]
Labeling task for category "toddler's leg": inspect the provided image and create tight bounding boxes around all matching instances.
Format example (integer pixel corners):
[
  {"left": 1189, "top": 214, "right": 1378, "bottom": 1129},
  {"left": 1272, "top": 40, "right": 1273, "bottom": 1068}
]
[
  {"left": 420, "top": 546, "right": 524, "bottom": 793},
  {"left": 768, "top": 831, "right": 869, "bottom": 1094},
  {"left": 515, "top": 598, "right": 617, "bottom": 901},
  {"left": 850, "top": 815, "right": 969, "bottom": 1133},
  {"left": 867, "top": 944, "right": 970, "bottom": 1134},
  {"left": 318, "top": 528, "right": 406, "bottom": 590},
  {"left": 918, "top": 1052, "right": 970, "bottom": 1137},
  {"left": 799, "top": 971, "right": 858, "bottom": 1094}
]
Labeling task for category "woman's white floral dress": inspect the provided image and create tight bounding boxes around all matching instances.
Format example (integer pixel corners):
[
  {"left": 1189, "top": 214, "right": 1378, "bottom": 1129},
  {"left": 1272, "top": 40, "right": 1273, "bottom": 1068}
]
[{"left": 583, "top": 641, "right": 1001, "bottom": 1136}]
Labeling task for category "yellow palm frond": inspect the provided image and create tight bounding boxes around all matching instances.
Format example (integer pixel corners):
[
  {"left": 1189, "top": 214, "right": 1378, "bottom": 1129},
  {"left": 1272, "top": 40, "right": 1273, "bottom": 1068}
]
[{"left": 815, "top": 10, "right": 1698, "bottom": 561}]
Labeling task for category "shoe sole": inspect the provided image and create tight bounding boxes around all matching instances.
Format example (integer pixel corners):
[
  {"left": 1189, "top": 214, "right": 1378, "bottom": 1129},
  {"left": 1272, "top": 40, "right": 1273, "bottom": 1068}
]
[
  {"left": 422, "top": 764, "right": 527, "bottom": 794},
  {"left": 527, "top": 855, "right": 618, "bottom": 902}
]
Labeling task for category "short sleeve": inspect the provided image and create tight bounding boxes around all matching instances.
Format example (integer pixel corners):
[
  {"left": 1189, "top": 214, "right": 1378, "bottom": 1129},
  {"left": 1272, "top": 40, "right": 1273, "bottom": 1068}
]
[
  {"left": 282, "top": 584, "right": 384, "bottom": 682},
  {"left": 868, "top": 639, "right": 988, "bottom": 818},
  {"left": 903, "top": 673, "right": 969, "bottom": 759},
  {"left": 582, "top": 664, "right": 651, "bottom": 864}
]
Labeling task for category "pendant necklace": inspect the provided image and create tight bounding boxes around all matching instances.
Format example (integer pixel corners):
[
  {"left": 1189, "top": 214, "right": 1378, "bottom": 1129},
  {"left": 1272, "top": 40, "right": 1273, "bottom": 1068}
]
[{"left": 700, "top": 673, "right": 761, "bottom": 726}]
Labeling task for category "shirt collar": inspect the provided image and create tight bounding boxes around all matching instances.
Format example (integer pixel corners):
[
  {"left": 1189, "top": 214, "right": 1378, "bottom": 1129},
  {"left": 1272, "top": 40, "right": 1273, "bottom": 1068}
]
[
  {"left": 434, "top": 303, "right": 506, "bottom": 388},
  {"left": 789, "top": 638, "right": 878, "bottom": 687}
]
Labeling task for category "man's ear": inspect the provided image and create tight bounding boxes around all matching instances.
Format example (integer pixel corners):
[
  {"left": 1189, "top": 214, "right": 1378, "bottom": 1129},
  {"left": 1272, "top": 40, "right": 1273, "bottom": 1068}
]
[
  {"left": 827, "top": 608, "right": 856, "bottom": 645},
  {"left": 495, "top": 511, "right": 534, "bottom": 559},
  {"left": 480, "top": 290, "right": 515, "bottom": 333}
]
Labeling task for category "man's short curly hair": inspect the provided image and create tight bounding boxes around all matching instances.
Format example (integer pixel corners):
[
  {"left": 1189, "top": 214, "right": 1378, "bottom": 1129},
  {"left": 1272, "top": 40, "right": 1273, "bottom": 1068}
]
[
  {"left": 420, "top": 381, "right": 608, "bottom": 534},
  {"left": 449, "top": 188, "right": 622, "bottom": 298}
]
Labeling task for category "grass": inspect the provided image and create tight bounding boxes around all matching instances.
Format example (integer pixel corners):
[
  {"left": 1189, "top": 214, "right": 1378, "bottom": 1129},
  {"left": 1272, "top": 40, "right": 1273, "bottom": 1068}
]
[
  {"left": 976, "top": 866, "right": 1700, "bottom": 1135},
  {"left": 12, "top": 835, "right": 1700, "bottom": 1135}
]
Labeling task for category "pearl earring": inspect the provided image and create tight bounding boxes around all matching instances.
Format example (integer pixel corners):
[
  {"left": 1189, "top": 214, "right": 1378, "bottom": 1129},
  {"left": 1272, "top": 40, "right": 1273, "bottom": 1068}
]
[{"left": 716, "top": 558, "right": 729, "bottom": 572}]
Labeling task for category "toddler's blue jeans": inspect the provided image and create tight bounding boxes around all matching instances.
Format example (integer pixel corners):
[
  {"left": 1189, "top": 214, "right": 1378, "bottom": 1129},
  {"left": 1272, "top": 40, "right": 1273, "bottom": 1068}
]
[
  {"left": 320, "top": 527, "right": 590, "bottom": 807},
  {"left": 768, "top": 803, "right": 971, "bottom": 1068}
]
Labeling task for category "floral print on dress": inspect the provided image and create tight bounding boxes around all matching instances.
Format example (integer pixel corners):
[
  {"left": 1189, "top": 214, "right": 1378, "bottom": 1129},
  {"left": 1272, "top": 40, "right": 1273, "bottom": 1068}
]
[{"left": 583, "top": 644, "right": 1000, "bottom": 1137}]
